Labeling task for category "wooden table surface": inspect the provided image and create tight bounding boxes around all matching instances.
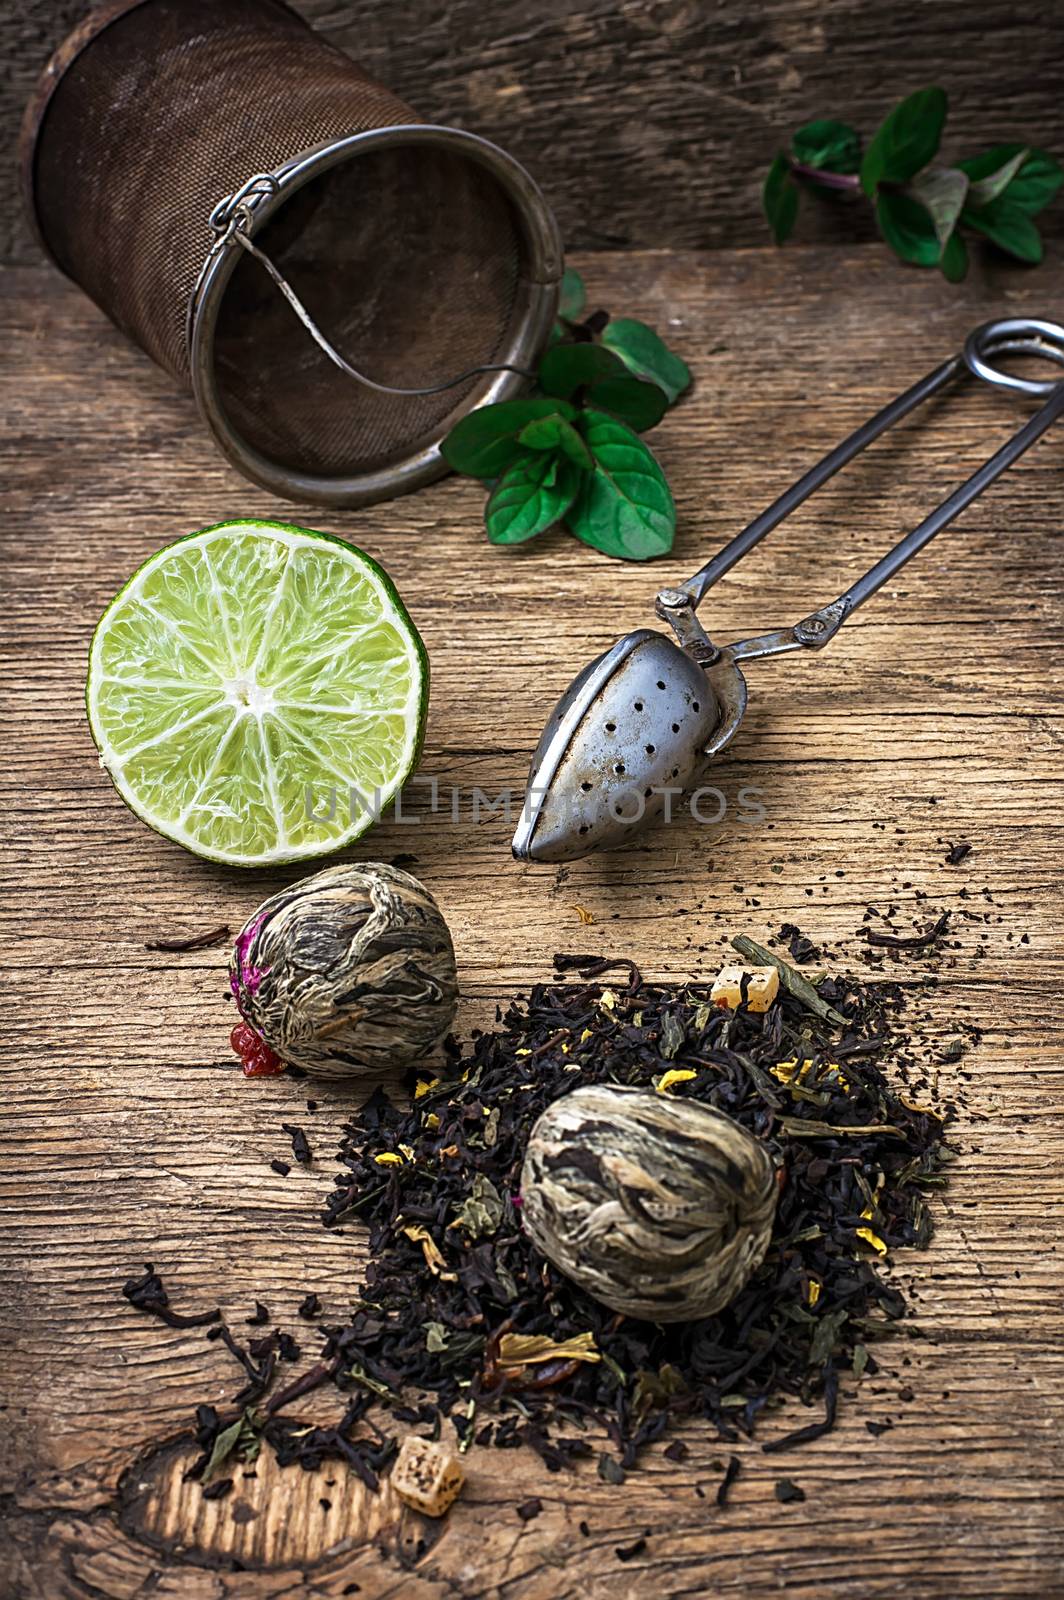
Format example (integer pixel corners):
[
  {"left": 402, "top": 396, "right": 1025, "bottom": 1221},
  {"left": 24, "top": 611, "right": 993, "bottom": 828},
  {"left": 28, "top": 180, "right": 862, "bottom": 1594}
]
[{"left": 3, "top": 244, "right": 1063, "bottom": 1598}]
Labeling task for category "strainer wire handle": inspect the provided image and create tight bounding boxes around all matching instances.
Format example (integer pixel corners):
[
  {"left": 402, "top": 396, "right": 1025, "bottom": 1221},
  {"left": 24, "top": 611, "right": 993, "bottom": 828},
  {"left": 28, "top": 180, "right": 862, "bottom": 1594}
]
[{"left": 213, "top": 186, "right": 536, "bottom": 398}]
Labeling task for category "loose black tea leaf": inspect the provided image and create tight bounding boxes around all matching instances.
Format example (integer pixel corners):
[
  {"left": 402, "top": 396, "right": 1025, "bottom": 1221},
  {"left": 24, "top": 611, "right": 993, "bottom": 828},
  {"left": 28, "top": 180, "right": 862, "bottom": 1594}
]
[
  {"left": 945, "top": 842, "right": 973, "bottom": 865},
  {"left": 125, "top": 920, "right": 961, "bottom": 1508},
  {"left": 774, "top": 1479, "right": 806, "bottom": 1503},
  {"left": 716, "top": 1455, "right": 741, "bottom": 1507},
  {"left": 517, "top": 1497, "right": 543, "bottom": 1521},
  {"left": 281, "top": 1123, "right": 312, "bottom": 1166},
  {"left": 201, "top": 1477, "right": 234, "bottom": 1501},
  {"left": 865, "top": 913, "right": 950, "bottom": 950},
  {"left": 122, "top": 1264, "right": 220, "bottom": 1329},
  {"left": 615, "top": 1537, "right": 648, "bottom": 1562}
]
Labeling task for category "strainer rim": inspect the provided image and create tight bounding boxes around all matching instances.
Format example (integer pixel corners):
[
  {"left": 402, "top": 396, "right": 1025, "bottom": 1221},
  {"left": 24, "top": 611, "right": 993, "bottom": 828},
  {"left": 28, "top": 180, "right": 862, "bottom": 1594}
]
[{"left": 189, "top": 122, "right": 562, "bottom": 506}]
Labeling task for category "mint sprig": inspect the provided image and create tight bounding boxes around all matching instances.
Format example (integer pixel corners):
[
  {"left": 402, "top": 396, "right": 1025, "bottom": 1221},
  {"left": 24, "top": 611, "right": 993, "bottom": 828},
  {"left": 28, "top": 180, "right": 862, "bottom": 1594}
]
[
  {"left": 763, "top": 88, "right": 1062, "bottom": 281},
  {"left": 443, "top": 271, "right": 691, "bottom": 562}
]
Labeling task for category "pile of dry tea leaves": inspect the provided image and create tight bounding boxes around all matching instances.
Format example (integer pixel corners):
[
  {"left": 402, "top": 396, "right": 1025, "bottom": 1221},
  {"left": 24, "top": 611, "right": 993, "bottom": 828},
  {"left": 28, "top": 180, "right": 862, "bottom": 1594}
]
[{"left": 125, "top": 941, "right": 959, "bottom": 1493}]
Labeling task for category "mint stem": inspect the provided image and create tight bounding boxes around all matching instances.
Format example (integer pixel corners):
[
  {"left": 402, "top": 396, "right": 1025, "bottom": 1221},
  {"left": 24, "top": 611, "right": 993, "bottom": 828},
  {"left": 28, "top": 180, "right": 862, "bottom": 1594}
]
[{"left": 789, "top": 161, "right": 861, "bottom": 192}]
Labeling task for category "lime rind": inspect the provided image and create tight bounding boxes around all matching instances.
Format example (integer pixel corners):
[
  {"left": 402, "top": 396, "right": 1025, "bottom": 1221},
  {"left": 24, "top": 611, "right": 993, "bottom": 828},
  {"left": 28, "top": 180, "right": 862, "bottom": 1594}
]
[{"left": 87, "top": 520, "right": 428, "bottom": 867}]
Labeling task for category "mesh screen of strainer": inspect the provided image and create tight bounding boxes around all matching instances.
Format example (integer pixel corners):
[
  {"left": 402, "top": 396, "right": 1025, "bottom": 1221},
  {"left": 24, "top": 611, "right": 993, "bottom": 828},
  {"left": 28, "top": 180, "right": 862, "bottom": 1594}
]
[
  {"left": 211, "top": 147, "right": 523, "bottom": 476},
  {"left": 29, "top": 0, "right": 533, "bottom": 485}
]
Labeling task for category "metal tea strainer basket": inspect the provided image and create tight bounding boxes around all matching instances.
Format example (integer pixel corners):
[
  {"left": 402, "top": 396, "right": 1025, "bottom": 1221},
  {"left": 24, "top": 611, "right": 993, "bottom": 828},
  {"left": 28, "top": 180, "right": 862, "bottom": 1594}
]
[{"left": 20, "top": 0, "right": 562, "bottom": 505}]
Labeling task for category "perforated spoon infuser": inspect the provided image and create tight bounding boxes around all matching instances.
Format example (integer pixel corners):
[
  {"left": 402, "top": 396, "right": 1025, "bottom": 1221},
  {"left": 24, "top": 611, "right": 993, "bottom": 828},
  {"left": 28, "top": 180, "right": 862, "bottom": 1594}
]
[{"left": 513, "top": 317, "right": 1064, "bottom": 864}]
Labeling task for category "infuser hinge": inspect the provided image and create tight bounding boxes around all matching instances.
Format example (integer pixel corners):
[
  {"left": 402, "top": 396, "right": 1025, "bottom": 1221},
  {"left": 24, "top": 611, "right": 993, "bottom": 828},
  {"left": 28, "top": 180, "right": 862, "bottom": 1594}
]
[
  {"left": 793, "top": 599, "right": 851, "bottom": 648},
  {"left": 655, "top": 587, "right": 720, "bottom": 666}
]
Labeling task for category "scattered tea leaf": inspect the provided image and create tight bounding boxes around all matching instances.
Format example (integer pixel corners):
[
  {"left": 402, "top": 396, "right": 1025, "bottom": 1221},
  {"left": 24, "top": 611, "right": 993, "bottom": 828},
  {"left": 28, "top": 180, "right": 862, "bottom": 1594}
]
[
  {"left": 539, "top": 342, "right": 628, "bottom": 399},
  {"left": 486, "top": 452, "right": 581, "bottom": 545},
  {"left": 861, "top": 86, "right": 948, "bottom": 196},
  {"left": 792, "top": 118, "right": 861, "bottom": 174},
  {"left": 585, "top": 374, "right": 669, "bottom": 433},
  {"left": 442, "top": 397, "right": 576, "bottom": 478},
  {"left": 568, "top": 411, "right": 675, "bottom": 561},
  {"left": 763, "top": 152, "right": 800, "bottom": 245},
  {"left": 517, "top": 413, "right": 594, "bottom": 468},
  {"left": 599, "top": 319, "right": 692, "bottom": 405},
  {"left": 452, "top": 1173, "right": 505, "bottom": 1238},
  {"left": 558, "top": 266, "right": 587, "bottom": 323}
]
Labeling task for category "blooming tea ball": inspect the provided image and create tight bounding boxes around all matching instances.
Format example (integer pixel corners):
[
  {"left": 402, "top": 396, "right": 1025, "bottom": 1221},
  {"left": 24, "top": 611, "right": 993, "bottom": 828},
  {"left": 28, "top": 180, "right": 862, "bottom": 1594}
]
[
  {"left": 230, "top": 863, "right": 458, "bottom": 1078},
  {"left": 520, "top": 1083, "right": 777, "bottom": 1322}
]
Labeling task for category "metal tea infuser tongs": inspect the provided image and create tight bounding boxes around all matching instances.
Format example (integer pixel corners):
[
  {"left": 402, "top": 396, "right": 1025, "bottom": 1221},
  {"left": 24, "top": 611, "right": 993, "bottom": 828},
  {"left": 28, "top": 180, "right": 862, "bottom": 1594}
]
[{"left": 513, "top": 316, "right": 1064, "bottom": 863}]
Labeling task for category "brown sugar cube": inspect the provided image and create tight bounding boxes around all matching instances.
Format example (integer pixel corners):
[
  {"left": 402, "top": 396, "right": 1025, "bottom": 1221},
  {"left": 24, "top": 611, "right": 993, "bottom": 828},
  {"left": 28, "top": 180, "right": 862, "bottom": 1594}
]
[{"left": 391, "top": 1435, "right": 465, "bottom": 1517}]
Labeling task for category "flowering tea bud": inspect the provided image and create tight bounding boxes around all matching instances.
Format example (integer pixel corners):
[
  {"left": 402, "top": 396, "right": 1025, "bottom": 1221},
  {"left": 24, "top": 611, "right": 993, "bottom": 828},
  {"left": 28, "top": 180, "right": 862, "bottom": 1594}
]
[
  {"left": 520, "top": 1084, "right": 777, "bottom": 1322},
  {"left": 230, "top": 863, "right": 457, "bottom": 1078}
]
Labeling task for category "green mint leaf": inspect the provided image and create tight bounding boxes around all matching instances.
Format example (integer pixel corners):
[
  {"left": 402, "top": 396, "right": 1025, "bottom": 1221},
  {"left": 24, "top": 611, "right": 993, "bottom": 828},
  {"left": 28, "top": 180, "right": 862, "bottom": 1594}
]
[
  {"left": 763, "top": 152, "right": 799, "bottom": 244},
  {"left": 1000, "top": 148, "right": 1063, "bottom": 214},
  {"left": 957, "top": 142, "right": 1026, "bottom": 184},
  {"left": 908, "top": 166, "right": 968, "bottom": 250},
  {"left": 584, "top": 375, "right": 669, "bottom": 433},
  {"left": 558, "top": 266, "right": 586, "bottom": 322},
  {"left": 860, "top": 87, "right": 948, "bottom": 197},
  {"left": 567, "top": 410, "right": 675, "bottom": 561},
  {"left": 962, "top": 197, "right": 1043, "bottom": 263},
  {"left": 940, "top": 230, "right": 969, "bottom": 282},
  {"left": 518, "top": 414, "right": 594, "bottom": 469},
  {"left": 442, "top": 397, "right": 576, "bottom": 478},
  {"left": 959, "top": 145, "right": 1030, "bottom": 209},
  {"left": 957, "top": 143, "right": 1063, "bottom": 214},
  {"left": 599, "top": 319, "right": 692, "bottom": 405},
  {"left": 875, "top": 188, "right": 940, "bottom": 267},
  {"left": 791, "top": 118, "right": 861, "bottom": 174},
  {"left": 486, "top": 452, "right": 580, "bottom": 544},
  {"left": 539, "top": 342, "right": 627, "bottom": 399}
]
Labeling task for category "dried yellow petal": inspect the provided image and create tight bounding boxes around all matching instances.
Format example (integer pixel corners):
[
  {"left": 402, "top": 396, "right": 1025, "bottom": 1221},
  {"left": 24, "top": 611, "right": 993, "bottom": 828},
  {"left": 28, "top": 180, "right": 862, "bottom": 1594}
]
[
  {"left": 573, "top": 904, "right": 595, "bottom": 925},
  {"left": 373, "top": 1151, "right": 403, "bottom": 1166},
  {"left": 599, "top": 988, "right": 618, "bottom": 1012},
  {"left": 414, "top": 1077, "right": 439, "bottom": 1099},
  {"left": 655, "top": 1068, "right": 698, "bottom": 1094},
  {"left": 424, "top": 1112, "right": 440, "bottom": 1131},
  {"left": 496, "top": 1331, "right": 600, "bottom": 1371},
  {"left": 898, "top": 1094, "right": 944, "bottom": 1119},
  {"left": 856, "top": 1226, "right": 888, "bottom": 1256},
  {"left": 807, "top": 1279, "right": 822, "bottom": 1307},
  {"left": 403, "top": 1224, "right": 448, "bottom": 1275}
]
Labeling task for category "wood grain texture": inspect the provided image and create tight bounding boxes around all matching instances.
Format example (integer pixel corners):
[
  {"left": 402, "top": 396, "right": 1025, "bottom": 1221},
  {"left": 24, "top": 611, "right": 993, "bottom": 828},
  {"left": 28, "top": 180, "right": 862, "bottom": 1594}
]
[
  {"left": 6, "top": 0, "right": 1064, "bottom": 264},
  {"left": 2, "top": 241, "right": 1064, "bottom": 1598}
]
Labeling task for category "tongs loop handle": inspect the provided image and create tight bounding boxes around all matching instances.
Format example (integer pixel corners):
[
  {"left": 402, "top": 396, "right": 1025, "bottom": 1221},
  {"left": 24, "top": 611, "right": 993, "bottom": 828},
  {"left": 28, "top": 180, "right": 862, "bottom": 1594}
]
[
  {"left": 674, "top": 317, "right": 1064, "bottom": 663},
  {"left": 964, "top": 317, "right": 1064, "bottom": 396}
]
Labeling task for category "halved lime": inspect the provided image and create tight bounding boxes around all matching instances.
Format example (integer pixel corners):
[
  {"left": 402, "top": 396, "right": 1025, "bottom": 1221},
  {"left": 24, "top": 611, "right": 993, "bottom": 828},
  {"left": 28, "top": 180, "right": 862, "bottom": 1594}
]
[{"left": 87, "top": 520, "right": 428, "bottom": 867}]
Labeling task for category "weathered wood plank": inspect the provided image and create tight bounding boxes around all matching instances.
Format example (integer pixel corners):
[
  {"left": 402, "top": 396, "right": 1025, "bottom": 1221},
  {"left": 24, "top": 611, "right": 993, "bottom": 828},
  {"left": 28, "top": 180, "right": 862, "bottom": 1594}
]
[
  {"left": 5, "top": 0, "right": 1064, "bottom": 263},
  {"left": 1, "top": 243, "right": 1063, "bottom": 1597}
]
